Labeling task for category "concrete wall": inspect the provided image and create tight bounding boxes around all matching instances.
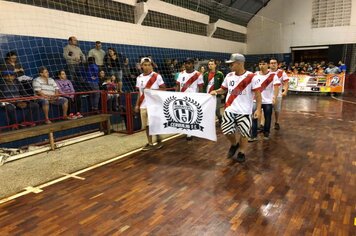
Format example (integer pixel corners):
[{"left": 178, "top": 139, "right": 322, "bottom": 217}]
[
  {"left": 0, "top": 0, "right": 246, "bottom": 54},
  {"left": 247, "top": 0, "right": 356, "bottom": 54}
]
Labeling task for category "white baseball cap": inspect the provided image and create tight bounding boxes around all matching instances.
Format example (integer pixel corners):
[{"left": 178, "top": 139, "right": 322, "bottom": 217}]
[{"left": 140, "top": 57, "right": 152, "bottom": 64}]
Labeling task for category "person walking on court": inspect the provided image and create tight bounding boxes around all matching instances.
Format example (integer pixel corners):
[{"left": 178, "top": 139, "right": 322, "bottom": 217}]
[
  {"left": 203, "top": 59, "right": 225, "bottom": 125},
  {"left": 134, "top": 57, "right": 166, "bottom": 151},
  {"left": 210, "top": 53, "right": 262, "bottom": 163},
  {"left": 176, "top": 58, "right": 204, "bottom": 141},
  {"left": 250, "top": 58, "right": 280, "bottom": 141},
  {"left": 269, "top": 58, "right": 289, "bottom": 130}
]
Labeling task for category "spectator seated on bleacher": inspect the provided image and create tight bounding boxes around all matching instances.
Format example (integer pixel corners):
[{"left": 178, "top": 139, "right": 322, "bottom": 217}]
[
  {"left": 0, "top": 51, "right": 34, "bottom": 95},
  {"left": 0, "top": 70, "right": 39, "bottom": 129},
  {"left": 102, "top": 75, "right": 119, "bottom": 112},
  {"left": 33, "top": 66, "right": 69, "bottom": 124},
  {"left": 1, "top": 51, "right": 25, "bottom": 79},
  {"left": 55, "top": 70, "right": 83, "bottom": 119},
  {"left": 98, "top": 69, "right": 106, "bottom": 86}
]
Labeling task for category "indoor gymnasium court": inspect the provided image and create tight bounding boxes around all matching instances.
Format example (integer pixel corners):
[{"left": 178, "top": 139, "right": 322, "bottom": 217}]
[{"left": 0, "top": 0, "right": 355, "bottom": 235}]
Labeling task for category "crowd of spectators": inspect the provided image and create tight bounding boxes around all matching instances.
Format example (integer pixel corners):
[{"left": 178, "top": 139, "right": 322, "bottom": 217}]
[{"left": 250, "top": 60, "right": 347, "bottom": 75}]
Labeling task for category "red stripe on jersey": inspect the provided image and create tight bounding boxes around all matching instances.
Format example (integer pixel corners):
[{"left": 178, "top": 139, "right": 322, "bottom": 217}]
[
  {"left": 225, "top": 73, "right": 255, "bottom": 108},
  {"left": 208, "top": 72, "right": 216, "bottom": 93},
  {"left": 277, "top": 70, "right": 283, "bottom": 78},
  {"left": 139, "top": 73, "right": 159, "bottom": 106},
  {"left": 260, "top": 73, "right": 275, "bottom": 90},
  {"left": 277, "top": 70, "right": 289, "bottom": 82},
  {"left": 208, "top": 72, "right": 215, "bottom": 81},
  {"left": 252, "top": 86, "right": 261, "bottom": 92},
  {"left": 181, "top": 72, "right": 201, "bottom": 92},
  {"left": 208, "top": 86, "right": 215, "bottom": 93}
]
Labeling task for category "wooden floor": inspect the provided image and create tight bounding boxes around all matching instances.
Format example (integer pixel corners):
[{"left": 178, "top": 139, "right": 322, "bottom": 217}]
[{"left": 0, "top": 95, "right": 355, "bottom": 235}]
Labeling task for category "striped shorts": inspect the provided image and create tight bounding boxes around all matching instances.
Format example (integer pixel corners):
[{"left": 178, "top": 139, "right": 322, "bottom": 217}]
[{"left": 221, "top": 111, "right": 252, "bottom": 138}]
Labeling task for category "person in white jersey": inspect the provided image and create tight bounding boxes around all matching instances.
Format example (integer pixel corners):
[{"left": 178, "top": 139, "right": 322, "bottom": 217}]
[
  {"left": 134, "top": 57, "right": 166, "bottom": 151},
  {"left": 269, "top": 58, "right": 289, "bottom": 130},
  {"left": 210, "top": 53, "right": 262, "bottom": 163},
  {"left": 176, "top": 58, "right": 204, "bottom": 141},
  {"left": 250, "top": 58, "right": 281, "bottom": 141}
]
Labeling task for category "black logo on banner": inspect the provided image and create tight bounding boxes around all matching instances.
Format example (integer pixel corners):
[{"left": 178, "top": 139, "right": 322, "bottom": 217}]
[{"left": 163, "top": 96, "right": 204, "bottom": 131}]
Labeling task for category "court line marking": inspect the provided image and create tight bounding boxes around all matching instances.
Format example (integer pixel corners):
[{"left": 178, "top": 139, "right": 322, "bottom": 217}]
[
  {"left": 0, "top": 134, "right": 183, "bottom": 205},
  {"left": 24, "top": 186, "right": 43, "bottom": 194},
  {"left": 59, "top": 172, "right": 86, "bottom": 180},
  {"left": 331, "top": 95, "right": 356, "bottom": 105}
]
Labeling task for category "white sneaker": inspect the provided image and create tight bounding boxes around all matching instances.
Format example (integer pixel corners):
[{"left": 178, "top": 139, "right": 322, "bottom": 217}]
[
  {"left": 248, "top": 137, "right": 258, "bottom": 142},
  {"left": 142, "top": 143, "right": 154, "bottom": 151}
]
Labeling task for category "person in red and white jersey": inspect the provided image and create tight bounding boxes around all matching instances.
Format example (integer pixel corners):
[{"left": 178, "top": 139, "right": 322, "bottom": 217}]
[
  {"left": 134, "top": 57, "right": 166, "bottom": 151},
  {"left": 176, "top": 57, "right": 204, "bottom": 141},
  {"left": 210, "top": 53, "right": 262, "bottom": 163},
  {"left": 269, "top": 58, "right": 289, "bottom": 130},
  {"left": 250, "top": 58, "right": 281, "bottom": 141},
  {"left": 176, "top": 58, "right": 204, "bottom": 93}
]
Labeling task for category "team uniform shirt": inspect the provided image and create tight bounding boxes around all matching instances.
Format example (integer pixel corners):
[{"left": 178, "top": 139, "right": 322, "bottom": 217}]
[
  {"left": 221, "top": 71, "right": 261, "bottom": 115},
  {"left": 256, "top": 71, "right": 281, "bottom": 104},
  {"left": 135, "top": 72, "right": 164, "bottom": 109},
  {"left": 176, "top": 71, "right": 204, "bottom": 93},
  {"left": 273, "top": 69, "right": 289, "bottom": 97}
]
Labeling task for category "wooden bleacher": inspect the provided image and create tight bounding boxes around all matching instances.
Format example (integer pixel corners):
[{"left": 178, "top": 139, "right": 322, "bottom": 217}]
[{"left": 0, "top": 114, "right": 112, "bottom": 150}]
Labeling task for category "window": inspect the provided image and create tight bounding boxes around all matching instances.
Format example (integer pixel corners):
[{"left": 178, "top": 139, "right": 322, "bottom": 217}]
[
  {"left": 212, "top": 28, "right": 246, "bottom": 43},
  {"left": 142, "top": 11, "right": 207, "bottom": 36},
  {"left": 6, "top": 0, "right": 135, "bottom": 23}
]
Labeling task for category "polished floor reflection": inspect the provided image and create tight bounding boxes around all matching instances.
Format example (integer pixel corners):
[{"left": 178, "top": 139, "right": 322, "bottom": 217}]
[{"left": 0, "top": 95, "right": 355, "bottom": 235}]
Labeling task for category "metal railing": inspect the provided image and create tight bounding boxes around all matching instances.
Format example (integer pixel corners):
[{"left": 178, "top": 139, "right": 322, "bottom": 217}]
[
  {"left": 0, "top": 87, "right": 179, "bottom": 148},
  {"left": 0, "top": 90, "right": 107, "bottom": 131}
]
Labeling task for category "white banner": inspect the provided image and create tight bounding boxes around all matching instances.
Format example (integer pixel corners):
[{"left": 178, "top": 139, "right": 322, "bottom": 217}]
[{"left": 145, "top": 89, "right": 217, "bottom": 141}]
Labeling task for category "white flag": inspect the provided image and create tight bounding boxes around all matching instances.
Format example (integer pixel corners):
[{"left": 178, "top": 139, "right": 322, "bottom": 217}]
[{"left": 145, "top": 89, "right": 217, "bottom": 141}]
